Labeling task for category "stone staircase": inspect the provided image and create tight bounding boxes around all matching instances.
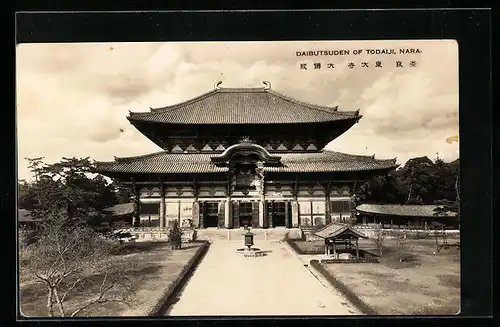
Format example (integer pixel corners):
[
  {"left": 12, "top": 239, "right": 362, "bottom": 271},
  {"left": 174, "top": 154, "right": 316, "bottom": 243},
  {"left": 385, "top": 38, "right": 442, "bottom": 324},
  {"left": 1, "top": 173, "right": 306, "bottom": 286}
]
[{"left": 195, "top": 227, "right": 302, "bottom": 242}]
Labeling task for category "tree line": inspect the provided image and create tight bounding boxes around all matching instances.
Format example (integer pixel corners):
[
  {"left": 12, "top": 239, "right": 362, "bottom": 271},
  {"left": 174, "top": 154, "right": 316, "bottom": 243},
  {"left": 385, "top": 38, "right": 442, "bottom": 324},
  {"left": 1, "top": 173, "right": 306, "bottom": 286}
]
[
  {"left": 18, "top": 157, "right": 132, "bottom": 236},
  {"left": 356, "top": 156, "right": 459, "bottom": 205}
]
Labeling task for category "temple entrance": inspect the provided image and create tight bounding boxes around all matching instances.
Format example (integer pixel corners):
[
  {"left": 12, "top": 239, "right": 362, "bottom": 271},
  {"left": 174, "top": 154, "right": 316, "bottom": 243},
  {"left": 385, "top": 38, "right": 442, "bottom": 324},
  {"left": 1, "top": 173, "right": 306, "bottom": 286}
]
[
  {"left": 203, "top": 202, "right": 219, "bottom": 228},
  {"left": 238, "top": 202, "right": 253, "bottom": 227},
  {"left": 266, "top": 201, "right": 291, "bottom": 228},
  {"left": 232, "top": 201, "right": 259, "bottom": 228}
]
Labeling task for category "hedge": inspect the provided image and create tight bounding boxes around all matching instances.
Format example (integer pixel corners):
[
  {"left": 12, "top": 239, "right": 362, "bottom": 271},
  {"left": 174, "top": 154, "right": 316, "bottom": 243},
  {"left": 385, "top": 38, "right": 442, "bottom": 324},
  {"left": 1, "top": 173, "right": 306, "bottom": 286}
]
[
  {"left": 320, "top": 258, "right": 379, "bottom": 264},
  {"left": 284, "top": 239, "right": 323, "bottom": 255},
  {"left": 147, "top": 241, "right": 210, "bottom": 316},
  {"left": 309, "top": 259, "right": 378, "bottom": 315}
]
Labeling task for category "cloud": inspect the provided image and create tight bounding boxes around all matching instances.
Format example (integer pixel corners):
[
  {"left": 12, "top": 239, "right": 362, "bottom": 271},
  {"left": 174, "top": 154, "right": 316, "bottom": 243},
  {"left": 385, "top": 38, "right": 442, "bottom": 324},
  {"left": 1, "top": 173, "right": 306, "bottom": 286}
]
[{"left": 16, "top": 40, "right": 459, "bottom": 180}]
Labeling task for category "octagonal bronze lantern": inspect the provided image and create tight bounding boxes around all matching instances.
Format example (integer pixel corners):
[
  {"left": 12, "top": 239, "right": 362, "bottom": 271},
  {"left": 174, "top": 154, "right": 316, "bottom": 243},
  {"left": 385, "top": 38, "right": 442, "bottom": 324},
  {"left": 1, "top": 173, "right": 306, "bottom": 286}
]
[{"left": 244, "top": 230, "right": 255, "bottom": 249}]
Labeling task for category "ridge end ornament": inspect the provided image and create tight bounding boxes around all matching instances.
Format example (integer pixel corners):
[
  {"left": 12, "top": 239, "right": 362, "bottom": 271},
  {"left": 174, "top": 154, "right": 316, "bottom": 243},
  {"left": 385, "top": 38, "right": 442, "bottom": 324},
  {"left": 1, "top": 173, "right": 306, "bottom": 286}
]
[{"left": 239, "top": 136, "right": 253, "bottom": 143}]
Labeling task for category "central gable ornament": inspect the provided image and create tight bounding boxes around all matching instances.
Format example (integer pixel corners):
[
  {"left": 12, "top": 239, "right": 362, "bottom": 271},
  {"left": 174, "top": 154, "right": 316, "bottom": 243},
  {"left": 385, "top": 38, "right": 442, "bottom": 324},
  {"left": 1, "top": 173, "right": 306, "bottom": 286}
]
[
  {"left": 210, "top": 143, "right": 282, "bottom": 167},
  {"left": 239, "top": 136, "right": 253, "bottom": 143}
]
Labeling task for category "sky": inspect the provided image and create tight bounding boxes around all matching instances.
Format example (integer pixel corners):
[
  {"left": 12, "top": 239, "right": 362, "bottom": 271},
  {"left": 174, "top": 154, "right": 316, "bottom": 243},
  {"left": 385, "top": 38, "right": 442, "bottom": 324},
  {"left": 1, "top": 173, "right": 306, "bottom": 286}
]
[{"left": 16, "top": 40, "right": 459, "bottom": 181}]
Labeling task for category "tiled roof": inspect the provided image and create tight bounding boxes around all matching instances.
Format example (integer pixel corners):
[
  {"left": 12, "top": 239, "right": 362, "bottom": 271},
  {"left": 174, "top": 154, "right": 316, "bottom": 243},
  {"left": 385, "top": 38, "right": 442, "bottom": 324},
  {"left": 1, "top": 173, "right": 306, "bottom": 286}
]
[
  {"left": 356, "top": 204, "right": 457, "bottom": 218},
  {"left": 18, "top": 209, "right": 42, "bottom": 222},
  {"left": 103, "top": 203, "right": 136, "bottom": 216},
  {"left": 128, "top": 87, "right": 360, "bottom": 125},
  {"left": 315, "top": 222, "right": 368, "bottom": 239},
  {"left": 95, "top": 150, "right": 398, "bottom": 174}
]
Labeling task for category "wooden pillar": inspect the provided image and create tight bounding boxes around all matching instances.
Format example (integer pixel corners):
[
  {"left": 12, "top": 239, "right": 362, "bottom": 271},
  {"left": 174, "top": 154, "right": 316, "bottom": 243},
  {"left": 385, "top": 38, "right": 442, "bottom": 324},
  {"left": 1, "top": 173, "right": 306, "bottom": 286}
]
[
  {"left": 310, "top": 200, "right": 314, "bottom": 226},
  {"left": 269, "top": 201, "right": 274, "bottom": 228},
  {"left": 325, "top": 240, "right": 328, "bottom": 255},
  {"left": 258, "top": 200, "right": 265, "bottom": 228},
  {"left": 285, "top": 200, "right": 290, "bottom": 228},
  {"left": 224, "top": 198, "right": 230, "bottom": 228},
  {"left": 192, "top": 178, "right": 199, "bottom": 228},
  {"left": 333, "top": 240, "right": 337, "bottom": 258},
  {"left": 325, "top": 181, "right": 332, "bottom": 224},
  {"left": 160, "top": 178, "right": 165, "bottom": 229},
  {"left": 177, "top": 200, "right": 181, "bottom": 223},
  {"left": 356, "top": 238, "right": 359, "bottom": 258},
  {"left": 218, "top": 200, "right": 225, "bottom": 228},
  {"left": 132, "top": 178, "right": 140, "bottom": 227}
]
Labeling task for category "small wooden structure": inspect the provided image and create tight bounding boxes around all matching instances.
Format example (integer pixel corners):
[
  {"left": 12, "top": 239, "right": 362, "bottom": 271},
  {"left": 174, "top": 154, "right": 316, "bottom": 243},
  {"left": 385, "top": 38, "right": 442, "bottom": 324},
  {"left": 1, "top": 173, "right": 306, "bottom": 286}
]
[
  {"left": 314, "top": 222, "right": 368, "bottom": 259},
  {"left": 18, "top": 209, "right": 42, "bottom": 231}
]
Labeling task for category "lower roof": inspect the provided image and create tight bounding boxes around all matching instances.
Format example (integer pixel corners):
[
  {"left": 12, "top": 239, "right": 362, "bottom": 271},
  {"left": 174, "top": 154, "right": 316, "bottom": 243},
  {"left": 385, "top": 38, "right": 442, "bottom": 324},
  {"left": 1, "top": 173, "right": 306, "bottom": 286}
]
[
  {"left": 103, "top": 203, "right": 136, "bottom": 216},
  {"left": 356, "top": 204, "right": 457, "bottom": 218},
  {"left": 94, "top": 150, "right": 398, "bottom": 175}
]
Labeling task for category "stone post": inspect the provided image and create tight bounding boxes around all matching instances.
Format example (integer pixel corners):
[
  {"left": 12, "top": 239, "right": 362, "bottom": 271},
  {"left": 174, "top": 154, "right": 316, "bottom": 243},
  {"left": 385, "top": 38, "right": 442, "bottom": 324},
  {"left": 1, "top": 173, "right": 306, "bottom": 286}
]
[
  {"left": 192, "top": 201, "right": 200, "bottom": 228},
  {"left": 291, "top": 201, "right": 299, "bottom": 227}
]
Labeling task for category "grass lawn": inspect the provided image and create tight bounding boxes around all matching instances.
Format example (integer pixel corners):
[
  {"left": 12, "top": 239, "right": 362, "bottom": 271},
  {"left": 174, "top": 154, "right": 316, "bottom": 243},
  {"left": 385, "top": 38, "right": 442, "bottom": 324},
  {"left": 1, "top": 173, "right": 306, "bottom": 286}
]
[
  {"left": 292, "top": 240, "right": 326, "bottom": 254},
  {"left": 20, "top": 241, "right": 203, "bottom": 317},
  {"left": 320, "top": 236, "right": 460, "bottom": 315}
]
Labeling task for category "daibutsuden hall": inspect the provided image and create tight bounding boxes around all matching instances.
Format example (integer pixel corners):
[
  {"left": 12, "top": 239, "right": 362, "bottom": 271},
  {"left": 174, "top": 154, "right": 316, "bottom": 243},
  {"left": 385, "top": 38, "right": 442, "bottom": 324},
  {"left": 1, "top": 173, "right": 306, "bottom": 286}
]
[{"left": 95, "top": 82, "right": 398, "bottom": 230}]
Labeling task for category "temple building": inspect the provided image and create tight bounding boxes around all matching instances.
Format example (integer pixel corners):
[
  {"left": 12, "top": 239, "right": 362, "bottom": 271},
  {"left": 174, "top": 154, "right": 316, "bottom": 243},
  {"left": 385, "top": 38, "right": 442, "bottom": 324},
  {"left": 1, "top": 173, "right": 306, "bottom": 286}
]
[{"left": 95, "top": 82, "right": 399, "bottom": 229}]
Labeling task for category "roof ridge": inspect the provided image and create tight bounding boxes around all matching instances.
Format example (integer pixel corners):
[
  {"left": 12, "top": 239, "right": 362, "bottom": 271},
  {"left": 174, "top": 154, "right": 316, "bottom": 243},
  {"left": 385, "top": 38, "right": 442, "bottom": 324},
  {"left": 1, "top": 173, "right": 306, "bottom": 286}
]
[
  {"left": 218, "top": 87, "right": 267, "bottom": 92},
  {"left": 129, "top": 89, "right": 219, "bottom": 117},
  {"left": 266, "top": 89, "right": 359, "bottom": 117},
  {"left": 322, "top": 150, "right": 398, "bottom": 163},
  {"left": 113, "top": 150, "right": 169, "bottom": 162},
  {"left": 97, "top": 151, "right": 224, "bottom": 164}
]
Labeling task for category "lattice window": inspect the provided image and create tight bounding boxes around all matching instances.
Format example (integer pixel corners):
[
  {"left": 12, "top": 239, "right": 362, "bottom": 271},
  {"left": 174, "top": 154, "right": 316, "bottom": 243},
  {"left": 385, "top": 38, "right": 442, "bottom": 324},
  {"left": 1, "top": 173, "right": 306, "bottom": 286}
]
[
  {"left": 206, "top": 202, "right": 219, "bottom": 215},
  {"left": 330, "top": 200, "right": 351, "bottom": 214},
  {"left": 239, "top": 202, "right": 253, "bottom": 215}
]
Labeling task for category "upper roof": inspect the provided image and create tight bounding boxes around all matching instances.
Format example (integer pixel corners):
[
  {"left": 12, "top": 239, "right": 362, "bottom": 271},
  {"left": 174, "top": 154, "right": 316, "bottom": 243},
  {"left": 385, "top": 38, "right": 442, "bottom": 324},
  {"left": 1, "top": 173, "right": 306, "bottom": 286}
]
[
  {"left": 315, "top": 222, "right": 368, "bottom": 239},
  {"left": 95, "top": 150, "right": 398, "bottom": 175},
  {"left": 127, "top": 86, "right": 360, "bottom": 125},
  {"left": 356, "top": 204, "right": 457, "bottom": 218}
]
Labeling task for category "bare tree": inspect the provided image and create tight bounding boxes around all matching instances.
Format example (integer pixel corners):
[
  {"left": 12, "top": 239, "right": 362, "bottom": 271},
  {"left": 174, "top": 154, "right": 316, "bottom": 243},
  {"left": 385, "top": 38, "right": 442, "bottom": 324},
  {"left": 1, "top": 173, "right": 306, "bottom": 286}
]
[
  {"left": 397, "top": 234, "right": 408, "bottom": 262},
  {"left": 21, "top": 214, "right": 135, "bottom": 317},
  {"left": 373, "top": 223, "right": 385, "bottom": 256}
]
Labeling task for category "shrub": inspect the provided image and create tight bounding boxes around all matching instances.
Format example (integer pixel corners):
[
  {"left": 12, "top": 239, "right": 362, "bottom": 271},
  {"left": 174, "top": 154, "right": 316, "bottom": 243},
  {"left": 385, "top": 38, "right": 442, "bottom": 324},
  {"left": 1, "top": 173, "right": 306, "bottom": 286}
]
[{"left": 168, "top": 220, "right": 183, "bottom": 250}]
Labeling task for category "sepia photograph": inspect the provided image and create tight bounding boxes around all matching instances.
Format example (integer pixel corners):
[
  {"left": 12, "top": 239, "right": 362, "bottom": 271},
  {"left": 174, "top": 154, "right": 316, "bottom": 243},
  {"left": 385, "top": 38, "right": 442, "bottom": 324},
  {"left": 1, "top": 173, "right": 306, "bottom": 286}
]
[{"left": 17, "top": 40, "right": 459, "bottom": 317}]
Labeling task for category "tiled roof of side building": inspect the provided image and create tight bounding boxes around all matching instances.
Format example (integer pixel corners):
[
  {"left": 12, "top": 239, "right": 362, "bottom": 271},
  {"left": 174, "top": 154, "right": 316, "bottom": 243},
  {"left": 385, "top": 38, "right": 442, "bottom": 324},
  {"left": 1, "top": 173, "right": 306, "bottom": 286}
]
[
  {"left": 356, "top": 204, "right": 457, "bottom": 218},
  {"left": 127, "top": 87, "right": 360, "bottom": 125},
  {"left": 315, "top": 222, "right": 368, "bottom": 239},
  {"left": 94, "top": 150, "right": 398, "bottom": 174}
]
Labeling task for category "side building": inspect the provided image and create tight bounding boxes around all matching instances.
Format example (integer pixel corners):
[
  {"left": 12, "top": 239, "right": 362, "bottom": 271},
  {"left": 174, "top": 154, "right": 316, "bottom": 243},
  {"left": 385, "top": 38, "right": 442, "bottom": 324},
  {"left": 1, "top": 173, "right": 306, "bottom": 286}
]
[{"left": 95, "top": 82, "right": 399, "bottom": 229}]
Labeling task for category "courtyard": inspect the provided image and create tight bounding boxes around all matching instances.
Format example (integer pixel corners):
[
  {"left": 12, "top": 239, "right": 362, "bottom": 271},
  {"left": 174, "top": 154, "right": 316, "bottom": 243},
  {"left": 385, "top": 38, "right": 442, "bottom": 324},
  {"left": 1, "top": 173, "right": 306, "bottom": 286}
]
[
  {"left": 165, "top": 240, "right": 360, "bottom": 316},
  {"left": 20, "top": 241, "right": 203, "bottom": 317},
  {"left": 291, "top": 235, "right": 460, "bottom": 315}
]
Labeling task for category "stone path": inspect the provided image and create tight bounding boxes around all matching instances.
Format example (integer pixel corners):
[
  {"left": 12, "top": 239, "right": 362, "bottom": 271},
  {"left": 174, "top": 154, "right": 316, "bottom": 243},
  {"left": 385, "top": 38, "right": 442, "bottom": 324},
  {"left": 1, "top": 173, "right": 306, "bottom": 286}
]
[{"left": 165, "top": 240, "right": 360, "bottom": 316}]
